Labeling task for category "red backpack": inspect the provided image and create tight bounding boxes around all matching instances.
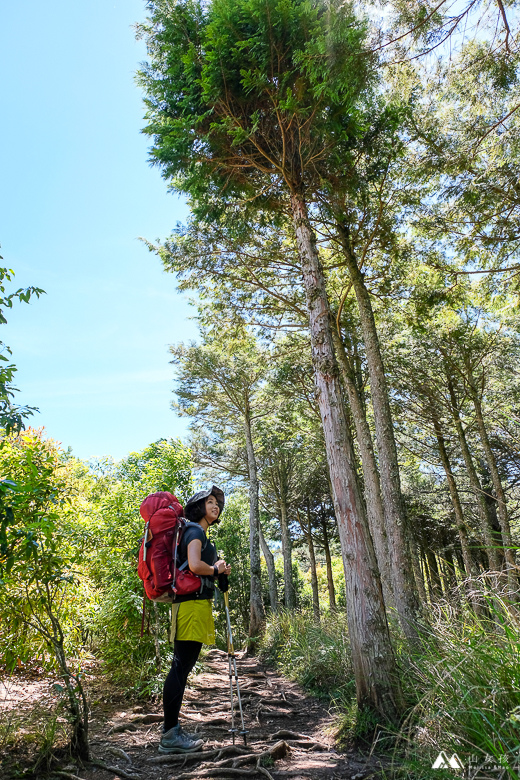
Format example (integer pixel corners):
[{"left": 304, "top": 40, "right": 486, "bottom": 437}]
[{"left": 137, "top": 491, "right": 204, "bottom": 602}]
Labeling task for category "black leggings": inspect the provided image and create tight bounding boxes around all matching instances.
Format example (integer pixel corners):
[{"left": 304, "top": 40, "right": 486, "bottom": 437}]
[{"left": 163, "top": 640, "right": 202, "bottom": 731}]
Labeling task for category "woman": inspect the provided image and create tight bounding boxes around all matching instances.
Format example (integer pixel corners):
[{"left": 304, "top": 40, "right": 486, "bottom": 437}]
[{"left": 159, "top": 485, "right": 231, "bottom": 754}]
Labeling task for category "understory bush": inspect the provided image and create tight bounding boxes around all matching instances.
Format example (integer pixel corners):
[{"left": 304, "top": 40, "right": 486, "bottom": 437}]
[
  {"left": 393, "top": 588, "right": 520, "bottom": 779},
  {"left": 259, "top": 608, "right": 355, "bottom": 704},
  {"left": 259, "top": 591, "right": 520, "bottom": 777},
  {"left": 91, "top": 562, "right": 172, "bottom": 692}
]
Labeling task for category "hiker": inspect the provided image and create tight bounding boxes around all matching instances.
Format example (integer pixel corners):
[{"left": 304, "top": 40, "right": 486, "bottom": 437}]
[{"left": 159, "top": 485, "right": 231, "bottom": 754}]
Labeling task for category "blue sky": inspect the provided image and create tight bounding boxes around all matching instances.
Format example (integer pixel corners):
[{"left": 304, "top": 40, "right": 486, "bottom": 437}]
[{"left": 0, "top": 0, "right": 198, "bottom": 461}]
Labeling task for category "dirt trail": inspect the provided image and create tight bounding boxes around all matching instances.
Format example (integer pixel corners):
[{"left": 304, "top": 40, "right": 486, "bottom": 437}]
[
  {"left": 1, "top": 650, "right": 386, "bottom": 779},
  {"left": 83, "top": 649, "right": 383, "bottom": 780}
]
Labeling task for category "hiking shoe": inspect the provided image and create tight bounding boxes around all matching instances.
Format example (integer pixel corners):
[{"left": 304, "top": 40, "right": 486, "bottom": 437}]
[
  {"left": 158, "top": 724, "right": 203, "bottom": 754},
  {"left": 161, "top": 723, "right": 203, "bottom": 743},
  {"left": 178, "top": 723, "right": 203, "bottom": 742}
]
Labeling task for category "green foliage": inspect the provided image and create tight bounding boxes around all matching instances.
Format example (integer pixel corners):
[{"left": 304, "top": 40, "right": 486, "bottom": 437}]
[
  {"left": 260, "top": 608, "right": 354, "bottom": 703},
  {"left": 0, "top": 261, "right": 44, "bottom": 433},
  {"left": 117, "top": 438, "right": 193, "bottom": 502},
  {"left": 0, "top": 429, "right": 93, "bottom": 758},
  {"left": 0, "top": 435, "right": 194, "bottom": 693},
  {"left": 298, "top": 554, "right": 346, "bottom": 609},
  {"left": 394, "top": 590, "right": 520, "bottom": 779},
  {"left": 0, "top": 430, "right": 93, "bottom": 669},
  {"left": 211, "top": 491, "right": 251, "bottom": 648},
  {"left": 138, "top": 0, "right": 376, "bottom": 211},
  {"left": 88, "top": 438, "right": 193, "bottom": 685}
]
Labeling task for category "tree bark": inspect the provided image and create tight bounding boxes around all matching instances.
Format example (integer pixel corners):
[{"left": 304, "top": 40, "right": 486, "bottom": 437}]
[
  {"left": 291, "top": 191, "right": 402, "bottom": 721},
  {"left": 410, "top": 541, "right": 428, "bottom": 605},
  {"left": 431, "top": 414, "right": 480, "bottom": 583},
  {"left": 332, "top": 328, "right": 394, "bottom": 609},
  {"left": 336, "top": 222, "right": 421, "bottom": 644},
  {"left": 278, "top": 495, "right": 296, "bottom": 608},
  {"left": 464, "top": 363, "right": 517, "bottom": 582},
  {"left": 259, "top": 522, "right": 278, "bottom": 612},
  {"left": 303, "top": 505, "right": 320, "bottom": 620},
  {"left": 320, "top": 514, "right": 337, "bottom": 611},
  {"left": 243, "top": 403, "right": 266, "bottom": 640},
  {"left": 425, "top": 550, "right": 443, "bottom": 599},
  {"left": 445, "top": 374, "right": 502, "bottom": 571},
  {"left": 421, "top": 549, "right": 434, "bottom": 603},
  {"left": 296, "top": 504, "right": 321, "bottom": 618},
  {"left": 441, "top": 542, "right": 458, "bottom": 592}
]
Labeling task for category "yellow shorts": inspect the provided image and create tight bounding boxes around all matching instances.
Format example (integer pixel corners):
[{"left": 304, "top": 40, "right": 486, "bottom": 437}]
[{"left": 170, "top": 599, "right": 215, "bottom": 645}]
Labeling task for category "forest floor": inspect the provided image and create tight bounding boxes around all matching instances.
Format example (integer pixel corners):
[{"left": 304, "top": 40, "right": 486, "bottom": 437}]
[{"left": 1, "top": 649, "right": 391, "bottom": 780}]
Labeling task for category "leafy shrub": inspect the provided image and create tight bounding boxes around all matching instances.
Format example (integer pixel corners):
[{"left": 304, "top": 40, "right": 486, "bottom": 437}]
[{"left": 259, "top": 608, "right": 354, "bottom": 703}]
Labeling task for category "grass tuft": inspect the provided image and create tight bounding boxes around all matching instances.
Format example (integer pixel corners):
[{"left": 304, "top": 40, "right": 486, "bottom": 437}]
[
  {"left": 260, "top": 608, "right": 354, "bottom": 702},
  {"left": 259, "top": 588, "right": 520, "bottom": 775},
  {"left": 393, "top": 587, "right": 520, "bottom": 778}
]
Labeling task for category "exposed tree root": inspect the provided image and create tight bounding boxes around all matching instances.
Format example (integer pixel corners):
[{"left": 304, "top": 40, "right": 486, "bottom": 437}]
[
  {"left": 137, "top": 713, "right": 164, "bottom": 724},
  {"left": 107, "top": 722, "right": 138, "bottom": 734},
  {"left": 88, "top": 758, "right": 140, "bottom": 779},
  {"left": 105, "top": 746, "right": 132, "bottom": 763},
  {"left": 269, "top": 729, "right": 312, "bottom": 741},
  {"left": 178, "top": 711, "right": 204, "bottom": 721},
  {"left": 255, "top": 761, "right": 275, "bottom": 780},
  {"left": 172, "top": 769, "right": 262, "bottom": 779},
  {"left": 149, "top": 745, "right": 251, "bottom": 765},
  {"left": 157, "top": 740, "right": 288, "bottom": 778},
  {"left": 256, "top": 707, "right": 292, "bottom": 718},
  {"left": 285, "top": 740, "right": 330, "bottom": 751},
  {"left": 260, "top": 697, "right": 294, "bottom": 707}
]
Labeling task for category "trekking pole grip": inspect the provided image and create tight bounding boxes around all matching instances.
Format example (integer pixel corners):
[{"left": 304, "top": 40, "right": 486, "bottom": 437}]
[{"left": 219, "top": 572, "right": 229, "bottom": 592}]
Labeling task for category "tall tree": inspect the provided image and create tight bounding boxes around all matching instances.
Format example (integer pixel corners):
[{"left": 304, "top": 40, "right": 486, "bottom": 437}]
[
  {"left": 138, "top": 0, "right": 404, "bottom": 720},
  {"left": 171, "top": 326, "right": 267, "bottom": 639}
]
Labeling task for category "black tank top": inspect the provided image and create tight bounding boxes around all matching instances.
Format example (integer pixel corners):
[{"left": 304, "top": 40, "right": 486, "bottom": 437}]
[{"left": 177, "top": 522, "right": 217, "bottom": 601}]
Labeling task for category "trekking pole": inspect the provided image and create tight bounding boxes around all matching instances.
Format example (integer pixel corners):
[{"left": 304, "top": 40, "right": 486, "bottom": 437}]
[{"left": 220, "top": 576, "right": 248, "bottom": 746}]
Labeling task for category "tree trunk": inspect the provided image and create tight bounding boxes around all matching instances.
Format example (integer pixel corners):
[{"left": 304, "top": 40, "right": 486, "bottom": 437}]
[
  {"left": 332, "top": 328, "right": 394, "bottom": 609},
  {"left": 425, "top": 549, "right": 443, "bottom": 599},
  {"left": 297, "top": 504, "right": 320, "bottom": 618},
  {"left": 279, "top": 496, "right": 296, "bottom": 608},
  {"left": 302, "top": 505, "right": 320, "bottom": 620},
  {"left": 243, "top": 404, "right": 265, "bottom": 640},
  {"left": 48, "top": 609, "right": 90, "bottom": 761},
  {"left": 465, "top": 364, "right": 517, "bottom": 583},
  {"left": 291, "top": 190, "right": 402, "bottom": 722},
  {"left": 421, "top": 549, "right": 434, "bottom": 603},
  {"left": 445, "top": 374, "right": 502, "bottom": 571},
  {"left": 410, "top": 541, "right": 428, "bottom": 605},
  {"left": 320, "top": 514, "right": 337, "bottom": 611},
  {"left": 440, "top": 532, "right": 458, "bottom": 593},
  {"left": 259, "top": 522, "right": 278, "bottom": 612},
  {"left": 337, "top": 222, "right": 421, "bottom": 645},
  {"left": 432, "top": 415, "right": 480, "bottom": 583}
]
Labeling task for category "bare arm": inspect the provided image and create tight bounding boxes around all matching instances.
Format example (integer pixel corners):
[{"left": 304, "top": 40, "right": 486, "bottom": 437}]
[{"left": 187, "top": 539, "right": 231, "bottom": 576}]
